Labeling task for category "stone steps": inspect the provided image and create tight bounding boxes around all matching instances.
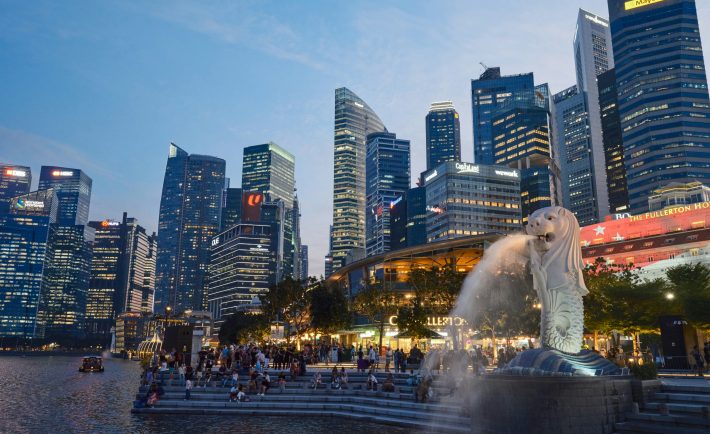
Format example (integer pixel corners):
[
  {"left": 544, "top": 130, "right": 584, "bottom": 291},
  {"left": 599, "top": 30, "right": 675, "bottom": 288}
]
[
  {"left": 644, "top": 402, "right": 710, "bottom": 415},
  {"left": 653, "top": 392, "right": 710, "bottom": 405},
  {"left": 615, "top": 413, "right": 710, "bottom": 434},
  {"left": 132, "top": 407, "right": 468, "bottom": 433}
]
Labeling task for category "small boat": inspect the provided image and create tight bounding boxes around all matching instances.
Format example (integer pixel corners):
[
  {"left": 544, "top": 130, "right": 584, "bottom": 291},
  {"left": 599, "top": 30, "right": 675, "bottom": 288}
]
[{"left": 79, "top": 356, "right": 104, "bottom": 372}]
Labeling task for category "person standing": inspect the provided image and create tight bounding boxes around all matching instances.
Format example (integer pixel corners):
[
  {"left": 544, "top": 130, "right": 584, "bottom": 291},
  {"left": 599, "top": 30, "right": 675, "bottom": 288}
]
[
  {"left": 691, "top": 345, "right": 705, "bottom": 377},
  {"left": 385, "top": 347, "right": 392, "bottom": 372},
  {"left": 184, "top": 378, "right": 193, "bottom": 400}
]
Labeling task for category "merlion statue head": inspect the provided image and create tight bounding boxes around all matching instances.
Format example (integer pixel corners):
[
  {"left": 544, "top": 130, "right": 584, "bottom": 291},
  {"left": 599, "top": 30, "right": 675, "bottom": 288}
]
[{"left": 526, "top": 206, "right": 587, "bottom": 295}]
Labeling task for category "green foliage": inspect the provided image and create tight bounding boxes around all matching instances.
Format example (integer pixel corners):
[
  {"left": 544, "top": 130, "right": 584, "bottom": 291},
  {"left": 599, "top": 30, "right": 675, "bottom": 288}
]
[
  {"left": 218, "top": 312, "right": 270, "bottom": 345},
  {"left": 396, "top": 297, "right": 429, "bottom": 340},
  {"left": 408, "top": 263, "right": 465, "bottom": 314},
  {"left": 309, "top": 280, "right": 351, "bottom": 335},
  {"left": 665, "top": 263, "right": 710, "bottom": 330},
  {"left": 352, "top": 280, "right": 399, "bottom": 348},
  {"left": 260, "top": 276, "right": 311, "bottom": 342},
  {"left": 630, "top": 362, "right": 658, "bottom": 380}
]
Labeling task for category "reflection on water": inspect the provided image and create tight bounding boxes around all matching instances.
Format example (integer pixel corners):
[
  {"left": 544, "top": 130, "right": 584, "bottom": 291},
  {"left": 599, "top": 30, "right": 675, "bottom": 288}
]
[{"left": 0, "top": 356, "right": 410, "bottom": 433}]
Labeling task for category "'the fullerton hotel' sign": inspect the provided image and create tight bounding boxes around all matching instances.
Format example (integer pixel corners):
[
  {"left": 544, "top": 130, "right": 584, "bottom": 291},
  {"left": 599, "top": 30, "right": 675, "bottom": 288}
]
[{"left": 628, "top": 201, "right": 710, "bottom": 223}]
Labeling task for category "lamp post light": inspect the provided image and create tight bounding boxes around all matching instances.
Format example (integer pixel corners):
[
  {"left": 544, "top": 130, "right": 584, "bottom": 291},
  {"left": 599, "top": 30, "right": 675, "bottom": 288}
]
[{"left": 665, "top": 292, "right": 675, "bottom": 301}]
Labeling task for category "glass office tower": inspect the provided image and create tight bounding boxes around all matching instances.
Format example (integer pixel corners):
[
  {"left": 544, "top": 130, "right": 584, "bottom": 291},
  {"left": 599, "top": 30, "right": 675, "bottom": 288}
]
[
  {"left": 471, "top": 68, "right": 536, "bottom": 165},
  {"left": 365, "top": 131, "right": 411, "bottom": 256},
  {"left": 0, "top": 164, "right": 31, "bottom": 212},
  {"left": 598, "top": 68, "right": 630, "bottom": 214},
  {"left": 155, "top": 143, "right": 226, "bottom": 314},
  {"left": 426, "top": 101, "right": 461, "bottom": 171},
  {"left": 242, "top": 142, "right": 295, "bottom": 207},
  {"left": 221, "top": 187, "right": 243, "bottom": 230},
  {"left": 607, "top": 0, "right": 710, "bottom": 213},
  {"left": 0, "top": 189, "right": 57, "bottom": 339},
  {"left": 330, "top": 87, "right": 386, "bottom": 269},
  {"left": 38, "top": 166, "right": 92, "bottom": 226}
]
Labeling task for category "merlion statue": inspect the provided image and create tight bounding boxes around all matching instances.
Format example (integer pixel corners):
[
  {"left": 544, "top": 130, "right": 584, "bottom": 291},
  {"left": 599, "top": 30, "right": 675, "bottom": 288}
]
[{"left": 525, "top": 206, "right": 588, "bottom": 354}]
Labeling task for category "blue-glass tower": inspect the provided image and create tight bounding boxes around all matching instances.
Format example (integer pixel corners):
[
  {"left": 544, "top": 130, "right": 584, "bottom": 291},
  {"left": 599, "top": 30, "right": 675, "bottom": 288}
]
[
  {"left": 38, "top": 166, "right": 92, "bottom": 226},
  {"left": 155, "top": 143, "right": 226, "bottom": 314},
  {"left": 365, "top": 131, "right": 410, "bottom": 256},
  {"left": 0, "top": 164, "right": 31, "bottom": 212},
  {"left": 471, "top": 68, "right": 536, "bottom": 165},
  {"left": 607, "top": 0, "right": 710, "bottom": 213},
  {"left": 426, "top": 102, "right": 461, "bottom": 171}
]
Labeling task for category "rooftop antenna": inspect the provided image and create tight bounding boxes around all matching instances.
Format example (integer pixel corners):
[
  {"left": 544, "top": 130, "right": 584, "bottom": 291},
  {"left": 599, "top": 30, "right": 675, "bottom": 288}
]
[{"left": 479, "top": 61, "right": 488, "bottom": 71}]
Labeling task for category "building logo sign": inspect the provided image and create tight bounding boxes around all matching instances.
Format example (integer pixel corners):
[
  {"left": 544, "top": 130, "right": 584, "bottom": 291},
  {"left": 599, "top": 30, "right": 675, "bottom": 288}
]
[
  {"left": 624, "top": 0, "right": 663, "bottom": 10},
  {"left": 613, "top": 212, "right": 631, "bottom": 220},
  {"left": 455, "top": 163, "right": 479, "bottom": 174},
  {"left": 211, "top": 237, "right": 220, "bottom": 247},
  {"left": 424, "top": 170, "right": 438, "bottom": 183},
  {"left": 101, "top": 220, "right": 120, "bottom": 227},
  {"left": 5, "top": 169, "right": 27, "bottom": 177},
  {"left": 494, "top": 169, "right": 518, "bottom": 178},
  {"left": 15, "top": 198, "right": 44, "bottom": 210},
  {"left": 628, "top": 201, "right": 710, "bottom": 223},
  {"left": 52, "top": 170, "right": 73, "bottom": 177},
  {"left": 388, "top": 315, "right": 466, "bottom": 327},
  {"left": 390, "top": 196, "right": 403, "bottom": 208},
  {"left": 426, "top": 205, "right": 445, "bottom": 214}
]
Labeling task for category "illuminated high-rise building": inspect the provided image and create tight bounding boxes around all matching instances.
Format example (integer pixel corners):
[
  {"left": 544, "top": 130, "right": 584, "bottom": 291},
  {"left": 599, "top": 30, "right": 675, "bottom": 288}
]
[
  {"left": 242, "top": 142, "right": 295, "bottom": 207},
  {"left": 221, "top": 187, "right": 243, "bottom": 230},
  {"left": 0, "top": 189, "right": 57, "bottom": 339},
  {"left": 598, "top": 68, "right": 629, "bottom": 214},
  {"left": 365, "top": 131, "right": 410, "bottom": 256},
  {"left": 0, "top": 164, "right": 31, "bottom": 212},
  {"left": 426, "top": 102, "right": 461, "bottom": 171},
  {"left": 38, "top": 166, "right": 92, "bottom": 226},
  {"left": 330, "top": 87, "right": 386, "bottom": 269},
  {"left": 607, "top": 0, "right": 710, "bottom": 213},
  {"left": 155, "top": 143, "right": 226, "bottom": 314}
]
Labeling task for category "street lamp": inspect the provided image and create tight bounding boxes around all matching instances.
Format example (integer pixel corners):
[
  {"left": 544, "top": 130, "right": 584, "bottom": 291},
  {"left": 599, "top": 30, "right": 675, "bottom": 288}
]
[
  {"left": 665, "top": 292, "right": 675, "bottom": 301},
  {"left": 165, "top": 306, "right": 172, "bottom": 319}
]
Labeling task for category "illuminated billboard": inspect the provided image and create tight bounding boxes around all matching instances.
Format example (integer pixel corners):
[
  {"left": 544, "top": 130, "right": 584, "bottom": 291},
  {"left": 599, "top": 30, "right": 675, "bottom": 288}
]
[
  {"left": 580, "top": 201, "right": 710, "bottom": 246},
  {"left": 624, "top": 0, "right": 663, "bottom": 10},
  {"left": 5, "top": 169, "right": 27, "bottom": 177},
  {"left": 52, "top": 170, "right": 73, "bottom": 177},
  {"left": 241, "top": 192, "right": 264, "bottom": 222}
]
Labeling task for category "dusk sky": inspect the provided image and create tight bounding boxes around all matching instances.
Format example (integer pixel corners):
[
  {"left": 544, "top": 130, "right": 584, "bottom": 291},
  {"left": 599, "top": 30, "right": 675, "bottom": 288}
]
[{"left": 2, "top": 0, "right": 709, "bottom": 276}]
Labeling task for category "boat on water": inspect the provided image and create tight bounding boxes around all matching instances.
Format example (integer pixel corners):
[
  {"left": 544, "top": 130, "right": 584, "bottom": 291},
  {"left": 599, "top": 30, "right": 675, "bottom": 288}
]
[{"left": 79, "top": 356, "right": 104, "bottom": 372}]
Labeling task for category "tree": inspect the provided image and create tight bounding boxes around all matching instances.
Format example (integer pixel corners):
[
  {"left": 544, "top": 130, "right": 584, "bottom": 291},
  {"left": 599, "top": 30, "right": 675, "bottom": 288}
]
[
  {"left": 408, "top": 263, "right": 465, "bottom": 314},
  {"left": 260, "top": 276, "right": 311, "bottom": 344},
  {"left": 352, "top": 280, "right": 399, "bottom": 350},
  {"left": 309, "top": 279, "right": 351, "bottom": 336},
  {"left": 395, "top": 297, "right": 429, "bottom": 341},
  {"left": 218, "top": 312, "right": 269, "bottom": 344},
  {"left": 665, "top": 263, "right": 710, "bottom": 330}
]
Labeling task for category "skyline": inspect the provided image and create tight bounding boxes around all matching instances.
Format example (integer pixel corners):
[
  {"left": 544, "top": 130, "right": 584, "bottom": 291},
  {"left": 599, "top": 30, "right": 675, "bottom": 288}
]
[{"left": 2, "top": 0, "right": 710, "bottom": 276}]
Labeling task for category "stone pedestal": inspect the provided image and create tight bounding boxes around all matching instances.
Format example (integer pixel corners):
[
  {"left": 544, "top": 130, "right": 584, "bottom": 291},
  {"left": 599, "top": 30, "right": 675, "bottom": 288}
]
[{"left": 470, "top": 375, "right": 633, "bottom": 434}]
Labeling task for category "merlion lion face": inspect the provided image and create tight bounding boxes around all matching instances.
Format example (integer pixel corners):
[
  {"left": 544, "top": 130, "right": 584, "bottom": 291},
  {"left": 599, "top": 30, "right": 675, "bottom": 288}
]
[{"left": 526, "top": 206, "right": 571, "bottom": 252}]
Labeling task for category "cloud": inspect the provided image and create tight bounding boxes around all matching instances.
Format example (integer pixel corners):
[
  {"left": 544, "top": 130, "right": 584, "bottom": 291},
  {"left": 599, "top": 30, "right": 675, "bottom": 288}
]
[
  {"left": 0, "top": 125, "right": 116, "bottom": 181},
  {"left": 142, "top": 0, "right": 327, "bottom": 71}
]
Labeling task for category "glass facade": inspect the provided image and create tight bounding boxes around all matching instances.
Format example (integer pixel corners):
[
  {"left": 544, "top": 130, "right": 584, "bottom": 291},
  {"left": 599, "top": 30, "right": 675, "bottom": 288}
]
[
  {"left": 389, "top": 196, "right": 407, "bottom": 251},
  {"left": 406, "top": 186, "right": 428, "bottom": 247},
  {"left": 331, "top": 87, "right": 386, "bottom": 270},
  {"left": 552, "top": 86, "right": 600, "bottom": 226},
  {"left": 155, "top": 143, "right": 225, "bottom": 314},
  {"left": 607, "top": 0, "right": 710, "bottom": 213},
  {"left": 38, "top": 166, "right": 92, "bottom": 226},
  {"left": 423, "top": 162, "right": 521, "bottom": 242},
  {"left": 241, "top": 142, "right": 295, "bottom": 207},
  {"left": 598, "top": 68, "right": 630, "bottom": 213},
  {"left": 221, "top": 187, "right": 243, "bottom": 231},
  {"left": 365, "top": 131, "right": 411, "bottom": 256},
  {"left": 426, "top": 102, "right": 461, "bottom": 171},
  {"left": 0, "top": 164, "right": 31, "bottom": 212},
  {"left": 207, "top": 223, "right": 275, "bottom": 330},
  {"left": 471, "top": 68, "right": 535, "bottom": 165},
  {"left": 37, "top": 224, "right": 94, "bottom": 342},
  {"left": 0, "top": 189, "right": 57, "bottom": 339},
  {"left": 492, "top": 94, "right": 554, "bottom": 222}
]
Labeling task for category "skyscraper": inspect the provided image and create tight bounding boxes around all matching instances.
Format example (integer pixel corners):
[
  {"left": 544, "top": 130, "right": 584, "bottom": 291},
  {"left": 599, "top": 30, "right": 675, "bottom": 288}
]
[
  {"left": 492, "top": 83, "right": 558, "bottom": 221},
  {"left": 155, "top": 143, "right": 226, "bottom": 314},
  {"left": 607, "top": 0, "right": 710, "bottom": 213},
  {"left": 598, "top": 68, "right": 629, "bottom": 213},
  {"left": 0, "top": 189, "right": 56, "bottom": 339},
  {"left": 550, "top": 9, "right": 613, "bottom": 224},
  {"left": 38, "top": 166, "right": 92, "bottom": 226},
  {"left": 365, "top": 131, "right": 411, "bottom": 256},
  {"left": 0, "top": 164, "right": 31, "bottom": 211},
  {"left": 331, "top": 87, "right": 386, "bottom": 269},
  {"left": 471, "top": 68, "right": 536, "bottom": 165},
  {"left": 221, "top": 187, "right": 243, "bottom": 230},
  {"left": 426, "top": 101, "right": 461, "bottom": 170},
  {"left": 551, "top": 86, "right": 600, "bottom": 226},
  {"left": 242, "top": 142, "right": 295, "bottom": 207},
  {"left": 299, "top": 245, "right": 309, "bottom": 280}
]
